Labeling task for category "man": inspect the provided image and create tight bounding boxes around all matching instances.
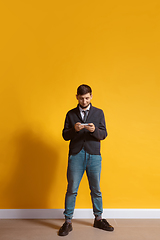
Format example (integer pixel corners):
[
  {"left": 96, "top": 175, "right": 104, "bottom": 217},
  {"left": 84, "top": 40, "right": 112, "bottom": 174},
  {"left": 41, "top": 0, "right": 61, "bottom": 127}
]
[{"left": 58, "top": 84, "right": 114, "bottom": 236}]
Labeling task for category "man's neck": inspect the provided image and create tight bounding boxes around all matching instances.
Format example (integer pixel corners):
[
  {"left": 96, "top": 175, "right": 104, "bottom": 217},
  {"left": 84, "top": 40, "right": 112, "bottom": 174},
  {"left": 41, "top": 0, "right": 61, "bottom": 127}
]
[{"left": 79, "top": 103, "right": 90, "bottom": 111}]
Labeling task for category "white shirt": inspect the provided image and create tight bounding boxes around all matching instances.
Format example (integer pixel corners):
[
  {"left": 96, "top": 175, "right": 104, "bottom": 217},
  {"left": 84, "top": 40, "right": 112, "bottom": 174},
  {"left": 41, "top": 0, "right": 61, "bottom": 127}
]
[{"left": 79, "top": 104, "right": 90, "bottom": 121}]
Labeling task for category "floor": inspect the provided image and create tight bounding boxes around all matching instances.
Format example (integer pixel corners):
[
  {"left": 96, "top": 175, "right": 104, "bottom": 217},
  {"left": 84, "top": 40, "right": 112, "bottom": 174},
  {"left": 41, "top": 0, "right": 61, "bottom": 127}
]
[{"left": 1, "top": 219, "right": 160, "bottom": 240}]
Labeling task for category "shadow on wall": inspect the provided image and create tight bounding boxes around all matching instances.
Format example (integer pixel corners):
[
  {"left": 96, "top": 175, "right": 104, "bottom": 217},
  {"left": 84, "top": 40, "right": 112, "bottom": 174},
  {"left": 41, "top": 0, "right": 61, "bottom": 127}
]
[{"left": 4, "top": 128, "right": 60, "bottom": 209}]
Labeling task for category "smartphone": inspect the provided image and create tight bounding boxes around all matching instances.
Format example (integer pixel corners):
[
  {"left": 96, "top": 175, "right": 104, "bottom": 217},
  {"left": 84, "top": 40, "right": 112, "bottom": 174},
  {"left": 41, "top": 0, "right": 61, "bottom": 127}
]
[{"left": 81, "top": 123, "right": 89, "bottom": 126}]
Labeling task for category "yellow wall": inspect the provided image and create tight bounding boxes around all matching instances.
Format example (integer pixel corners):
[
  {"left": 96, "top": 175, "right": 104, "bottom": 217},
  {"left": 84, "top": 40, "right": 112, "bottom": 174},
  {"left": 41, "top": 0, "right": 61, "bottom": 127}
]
[{"left": 0, "top": 0, "right": 160, "bottom": 209}]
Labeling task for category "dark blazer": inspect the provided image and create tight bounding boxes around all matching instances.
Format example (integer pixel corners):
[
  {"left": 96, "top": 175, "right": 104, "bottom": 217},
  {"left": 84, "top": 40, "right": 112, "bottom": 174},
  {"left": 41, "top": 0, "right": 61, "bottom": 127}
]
[{"left": 62, "top": 103, "right": 108, "bottom": 156}]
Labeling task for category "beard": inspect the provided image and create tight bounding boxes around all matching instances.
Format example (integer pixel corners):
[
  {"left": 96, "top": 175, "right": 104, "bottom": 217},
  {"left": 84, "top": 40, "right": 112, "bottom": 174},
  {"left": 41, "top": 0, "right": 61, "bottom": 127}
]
[{"left": 79, "top": 103, "right": 90, "bottom": 109}]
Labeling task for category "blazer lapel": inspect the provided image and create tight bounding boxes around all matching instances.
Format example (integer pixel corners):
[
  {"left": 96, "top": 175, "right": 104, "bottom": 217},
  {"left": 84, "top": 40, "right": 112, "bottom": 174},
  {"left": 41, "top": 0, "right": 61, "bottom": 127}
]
[{"left": 75, "top": 105, "right": 83, "bottom": 122}]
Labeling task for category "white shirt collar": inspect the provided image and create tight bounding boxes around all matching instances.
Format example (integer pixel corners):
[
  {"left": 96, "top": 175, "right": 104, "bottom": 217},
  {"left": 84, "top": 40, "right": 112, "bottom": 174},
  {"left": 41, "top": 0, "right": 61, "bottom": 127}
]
[{"left": 79, "top": 103, "right": 90, "bottom": 113}]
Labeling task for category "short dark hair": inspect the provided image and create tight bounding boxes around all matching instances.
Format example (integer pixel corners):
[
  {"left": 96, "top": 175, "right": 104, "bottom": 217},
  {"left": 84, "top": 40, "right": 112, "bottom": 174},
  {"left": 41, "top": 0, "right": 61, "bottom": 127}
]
[{"left": 77, "top": 84, "right": 92, "bottom": 96}]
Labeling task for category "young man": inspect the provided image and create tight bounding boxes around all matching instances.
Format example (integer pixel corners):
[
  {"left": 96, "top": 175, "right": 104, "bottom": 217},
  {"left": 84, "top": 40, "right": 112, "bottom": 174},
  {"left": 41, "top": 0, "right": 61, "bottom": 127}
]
[{"left": 58, "top": 84, "right": 114, "bottom": 236}]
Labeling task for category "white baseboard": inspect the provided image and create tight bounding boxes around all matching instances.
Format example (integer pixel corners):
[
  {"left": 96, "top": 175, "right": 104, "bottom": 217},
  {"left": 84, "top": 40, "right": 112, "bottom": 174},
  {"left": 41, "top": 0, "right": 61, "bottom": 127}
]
[{"left": 0, "top": 209, "right": 160, "bottom": 219}]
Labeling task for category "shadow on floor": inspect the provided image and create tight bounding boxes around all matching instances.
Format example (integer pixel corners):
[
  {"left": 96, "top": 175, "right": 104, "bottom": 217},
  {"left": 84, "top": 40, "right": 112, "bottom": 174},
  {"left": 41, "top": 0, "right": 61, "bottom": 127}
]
[
  {"left": 72, "top": 219, "right": 93, "bottom": 227},
  {"left": 24, "top": 219, "right": 61, "bottom": 229}
]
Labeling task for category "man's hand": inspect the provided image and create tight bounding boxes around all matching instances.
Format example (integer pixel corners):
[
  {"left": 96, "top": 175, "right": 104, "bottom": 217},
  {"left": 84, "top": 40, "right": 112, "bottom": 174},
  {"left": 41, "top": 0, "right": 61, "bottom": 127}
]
[
  {"left": 84, "top": 123, "right": 95, "bottom": 132},
  {"left": 74, "top": 122, "right": 84, "bottom": 132}
]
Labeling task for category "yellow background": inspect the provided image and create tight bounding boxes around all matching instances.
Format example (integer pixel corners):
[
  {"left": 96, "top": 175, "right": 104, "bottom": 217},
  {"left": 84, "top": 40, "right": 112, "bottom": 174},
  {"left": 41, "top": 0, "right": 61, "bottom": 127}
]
[{"left": 0, "top": 0, "right": 160, "bottom": 209}]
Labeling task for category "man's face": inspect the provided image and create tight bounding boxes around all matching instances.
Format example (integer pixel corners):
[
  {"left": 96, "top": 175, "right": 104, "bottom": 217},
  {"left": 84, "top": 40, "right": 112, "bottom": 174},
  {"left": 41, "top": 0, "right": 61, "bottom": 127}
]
[{"left": 76, "top": 93, "right": 92, "bottom": 109}]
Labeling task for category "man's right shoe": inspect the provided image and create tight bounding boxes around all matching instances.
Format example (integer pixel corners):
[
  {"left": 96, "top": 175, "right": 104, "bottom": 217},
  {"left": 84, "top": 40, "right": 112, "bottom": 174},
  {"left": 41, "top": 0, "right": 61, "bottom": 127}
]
[
  {"left": 58, "top": 222, "right": 73, "bottom": 236},
  {"left": 93, "top": 218, "right": 114, "bottom": 231}
]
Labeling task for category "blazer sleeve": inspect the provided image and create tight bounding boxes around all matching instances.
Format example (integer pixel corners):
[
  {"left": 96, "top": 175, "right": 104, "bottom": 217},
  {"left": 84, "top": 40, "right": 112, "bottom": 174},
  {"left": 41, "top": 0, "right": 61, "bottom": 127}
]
[
  {"left": 62, "top": 112, "right": 78, "bottom": 141},
  {"left": 90, "top": 110, "right": 108, "bottom": 140}
]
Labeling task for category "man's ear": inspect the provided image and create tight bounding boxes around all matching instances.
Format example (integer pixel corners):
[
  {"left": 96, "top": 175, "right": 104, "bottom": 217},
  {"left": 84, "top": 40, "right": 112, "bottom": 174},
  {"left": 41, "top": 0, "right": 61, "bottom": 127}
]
[
  {"left": 76, "top": 94, "right": 78, "bottom": 100},
  {"left": 90, "top": 94, "right": 93, "bottom": 99}
]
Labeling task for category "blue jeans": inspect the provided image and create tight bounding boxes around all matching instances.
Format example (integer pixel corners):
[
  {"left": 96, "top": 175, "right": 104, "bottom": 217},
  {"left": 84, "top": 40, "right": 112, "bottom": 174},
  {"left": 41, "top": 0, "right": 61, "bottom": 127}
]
[{"left": 64, "top": 148, "right": 103, "bottom": 219}]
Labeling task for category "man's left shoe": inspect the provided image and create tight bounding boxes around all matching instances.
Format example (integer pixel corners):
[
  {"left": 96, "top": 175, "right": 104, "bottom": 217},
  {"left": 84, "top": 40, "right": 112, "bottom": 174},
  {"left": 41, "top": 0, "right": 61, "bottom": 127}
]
[{"left": 93, "top": 219, "right": 114, "bottom": 231}]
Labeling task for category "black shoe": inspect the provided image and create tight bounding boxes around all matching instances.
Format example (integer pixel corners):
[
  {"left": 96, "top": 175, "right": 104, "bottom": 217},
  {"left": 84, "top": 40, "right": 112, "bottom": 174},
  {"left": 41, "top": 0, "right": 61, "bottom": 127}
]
[
  {"left": 93, "top": 219, "right": 114, "bottom": 231},
  {"left": 58, "top": 222, "right": 73, "bottom": 236}
]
